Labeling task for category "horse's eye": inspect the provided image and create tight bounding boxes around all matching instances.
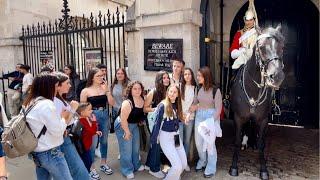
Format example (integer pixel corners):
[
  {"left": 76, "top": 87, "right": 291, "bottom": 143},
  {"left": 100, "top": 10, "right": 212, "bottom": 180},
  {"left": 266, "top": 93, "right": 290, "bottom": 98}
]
[{"left": 259, "top": 46, "right": 266, "bottom": 52}]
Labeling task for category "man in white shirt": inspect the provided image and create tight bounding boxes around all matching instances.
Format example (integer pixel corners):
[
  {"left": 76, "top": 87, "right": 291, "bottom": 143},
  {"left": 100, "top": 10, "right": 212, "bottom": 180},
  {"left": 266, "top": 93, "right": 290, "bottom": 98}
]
[
  {"left": 20, "top": 65, "right": 33, "bottom": 100},
  {"left": 170, "top": 56, "right": 185, "bottom": 86}
]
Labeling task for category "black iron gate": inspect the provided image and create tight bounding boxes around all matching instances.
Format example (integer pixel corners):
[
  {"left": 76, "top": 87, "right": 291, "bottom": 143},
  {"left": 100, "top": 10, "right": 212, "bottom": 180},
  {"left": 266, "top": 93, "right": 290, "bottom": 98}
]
[{"left": 20, "top": 0, "right": 126, "bottom": 82}]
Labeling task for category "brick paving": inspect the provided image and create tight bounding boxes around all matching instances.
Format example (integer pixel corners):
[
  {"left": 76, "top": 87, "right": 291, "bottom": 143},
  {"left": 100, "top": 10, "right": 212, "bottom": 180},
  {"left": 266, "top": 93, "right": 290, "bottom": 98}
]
[{"left": 6, "top": 120, "right": 319, "bottom": 179}]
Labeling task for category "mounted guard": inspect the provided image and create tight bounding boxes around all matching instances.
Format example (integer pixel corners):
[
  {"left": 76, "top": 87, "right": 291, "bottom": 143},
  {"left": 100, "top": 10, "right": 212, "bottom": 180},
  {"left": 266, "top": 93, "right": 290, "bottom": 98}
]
[{"left": 230, "top": 0, "right": 259, "bottom": 70}]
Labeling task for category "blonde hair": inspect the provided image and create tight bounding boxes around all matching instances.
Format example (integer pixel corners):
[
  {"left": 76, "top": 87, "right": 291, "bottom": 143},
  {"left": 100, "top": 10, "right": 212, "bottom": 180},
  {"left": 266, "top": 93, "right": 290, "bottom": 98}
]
[{"left": 161, "top": 85, "right": 183, "bottom": 122}]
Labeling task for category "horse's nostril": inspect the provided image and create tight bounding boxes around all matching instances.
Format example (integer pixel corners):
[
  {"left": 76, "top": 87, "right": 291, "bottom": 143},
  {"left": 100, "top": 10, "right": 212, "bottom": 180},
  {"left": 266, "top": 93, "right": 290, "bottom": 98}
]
[{"left": 270, "top": 74, "right": 274, "bottom": 79}]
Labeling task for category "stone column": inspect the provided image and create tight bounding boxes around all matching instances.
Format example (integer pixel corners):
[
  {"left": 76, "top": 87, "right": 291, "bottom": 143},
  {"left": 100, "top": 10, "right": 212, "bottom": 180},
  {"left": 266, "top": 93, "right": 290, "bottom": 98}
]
[{"left": 126, "top": 0, "right": 202, "bottom": 89}]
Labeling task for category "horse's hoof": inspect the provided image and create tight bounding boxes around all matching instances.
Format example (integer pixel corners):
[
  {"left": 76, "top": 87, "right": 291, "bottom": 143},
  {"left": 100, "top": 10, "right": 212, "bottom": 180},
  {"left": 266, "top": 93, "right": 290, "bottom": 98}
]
[
  {"left": 260, "top": 170, "right": 269, "bottom": 180},
  {"left": 229, "top": 167, "right": 238, "bottom": 176}
]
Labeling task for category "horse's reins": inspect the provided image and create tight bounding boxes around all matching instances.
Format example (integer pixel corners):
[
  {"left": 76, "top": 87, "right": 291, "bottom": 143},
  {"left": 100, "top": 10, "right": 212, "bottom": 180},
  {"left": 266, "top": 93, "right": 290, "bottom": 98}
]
[{"left": 241, "top": 33, "right": 281, "bottom": 111}]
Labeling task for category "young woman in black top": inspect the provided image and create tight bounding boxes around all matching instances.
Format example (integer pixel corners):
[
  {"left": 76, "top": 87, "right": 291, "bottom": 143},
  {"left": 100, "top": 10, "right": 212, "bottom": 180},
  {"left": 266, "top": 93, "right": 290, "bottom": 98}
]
[
  {"left": 114, "top": 81, "right": 145, "bottom": 179},
  {"left": 80, "top": 68, "right": 115, "bottom": 178}
]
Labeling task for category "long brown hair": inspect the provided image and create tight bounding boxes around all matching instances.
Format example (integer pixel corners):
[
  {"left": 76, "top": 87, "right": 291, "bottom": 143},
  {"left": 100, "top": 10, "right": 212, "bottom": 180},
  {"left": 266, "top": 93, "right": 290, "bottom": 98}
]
[
  {"left": 125, "top": 81, "right": 145, "bottom": 102},
  {"left": 162, "top": 85, "right": 183, "bottom": 121},
  {"left": 53, "top": 72, "right": 69, "bottom": 106},
  {"left": 198, "top": 66, "right": 213, "bottom": 91},
  {"left": 154, "top": 71, "right": 170, "bottom": 105},
  {"left": 111, "top": 68, "right": 130, "bottom": 93},
  {"left": 23, "top": 72, "right": 58, "bottom": 106},
  {"left": 181, "top": 68, "right": 197, "bottom": 100},
  {"left": 86, "top": 67, "right": 100, "bottom": 87}
]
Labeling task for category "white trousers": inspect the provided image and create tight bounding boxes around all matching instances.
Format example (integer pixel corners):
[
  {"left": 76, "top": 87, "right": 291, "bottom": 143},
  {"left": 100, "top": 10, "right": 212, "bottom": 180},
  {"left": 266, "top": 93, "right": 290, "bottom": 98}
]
[{"left": 159, "top": 130, "right": 188, "bottom": 180}]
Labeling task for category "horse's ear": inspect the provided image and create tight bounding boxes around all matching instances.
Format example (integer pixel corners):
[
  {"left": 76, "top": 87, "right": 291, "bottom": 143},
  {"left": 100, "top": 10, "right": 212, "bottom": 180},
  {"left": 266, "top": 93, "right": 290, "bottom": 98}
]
[{"left": 276, "top": 24, "right": 282, "bottom": 33}]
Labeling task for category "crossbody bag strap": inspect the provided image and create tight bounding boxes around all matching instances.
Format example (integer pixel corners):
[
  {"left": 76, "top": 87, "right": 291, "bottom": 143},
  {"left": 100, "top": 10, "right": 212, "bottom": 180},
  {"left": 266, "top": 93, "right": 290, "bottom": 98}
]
[{"left": 23, "top": 96, "right": 47, "bottom": 139}]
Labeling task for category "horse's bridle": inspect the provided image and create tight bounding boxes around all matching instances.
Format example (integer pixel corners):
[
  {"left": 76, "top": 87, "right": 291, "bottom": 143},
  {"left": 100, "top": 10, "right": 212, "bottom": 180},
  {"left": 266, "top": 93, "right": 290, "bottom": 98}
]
[
  {"left": 255, "top": 33, "right": 283, "bottom": 70},
  {"left": 241, "top": 33, "right": 283, "bottom": 109}
]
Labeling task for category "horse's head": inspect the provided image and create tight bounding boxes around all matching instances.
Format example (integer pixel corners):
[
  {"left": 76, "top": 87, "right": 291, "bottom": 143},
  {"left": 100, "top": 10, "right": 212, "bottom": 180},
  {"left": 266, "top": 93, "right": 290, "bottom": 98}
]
[{"left": 255, "top": 24, "right": 285, "bottom": 89}]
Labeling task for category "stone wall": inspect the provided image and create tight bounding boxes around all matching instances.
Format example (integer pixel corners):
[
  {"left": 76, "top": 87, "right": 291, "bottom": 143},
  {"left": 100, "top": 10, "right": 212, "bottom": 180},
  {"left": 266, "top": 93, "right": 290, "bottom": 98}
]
[{"left": 126, "top": 0, "right": 202, "bottom": 88}]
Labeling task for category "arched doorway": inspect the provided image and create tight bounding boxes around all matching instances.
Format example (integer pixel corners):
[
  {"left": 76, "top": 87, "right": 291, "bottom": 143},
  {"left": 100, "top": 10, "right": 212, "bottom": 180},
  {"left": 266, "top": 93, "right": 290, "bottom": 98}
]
[{"left": 229, "top": 0, "right": 319, "bottom": 127}]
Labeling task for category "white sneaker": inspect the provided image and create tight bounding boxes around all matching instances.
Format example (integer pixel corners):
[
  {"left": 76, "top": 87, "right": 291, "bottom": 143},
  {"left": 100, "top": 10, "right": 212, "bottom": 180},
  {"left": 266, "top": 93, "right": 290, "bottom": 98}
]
[
  {"left": 162, "top": 164, "right": 171, "bottom": 173},
  {"left": 149, "top": 170, "right": 165, "bottom": 179},
  {"left": 100, "top": 164, "right": 113, "bottom": 175},
  {"left": 89, "top": 169, "right": 101, "bottom": 180},
  {"left": 118, "top": 154, "right": 121, "bottom": 160},
  {"left": 126, "top": 173, "right": 135, "bottom": 179},
  {"left": 144, "top": 166, "right": 150, "bottom": 171},
  {"left": 138, "top": 165, "right": 145, "bottom": 171}
]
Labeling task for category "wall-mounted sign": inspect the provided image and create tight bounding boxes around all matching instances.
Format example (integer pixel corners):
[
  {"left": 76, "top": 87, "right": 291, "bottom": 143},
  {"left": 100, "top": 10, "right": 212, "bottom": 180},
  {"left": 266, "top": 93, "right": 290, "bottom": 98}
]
[
  {"left": 40, "top": 50, "right": 54, "bottom": 70},
  {"left": 83, "top": 48, "right": 102, "bottom": 73},
  {"left": 144, "top": 39, "right": 183, "bottom": 71}
]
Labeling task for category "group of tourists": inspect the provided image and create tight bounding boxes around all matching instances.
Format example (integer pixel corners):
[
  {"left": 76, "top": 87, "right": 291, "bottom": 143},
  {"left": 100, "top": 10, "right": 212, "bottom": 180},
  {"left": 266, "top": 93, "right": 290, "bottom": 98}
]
[{"left": 0, "top": 55, "right": 223, "bottom": 180}]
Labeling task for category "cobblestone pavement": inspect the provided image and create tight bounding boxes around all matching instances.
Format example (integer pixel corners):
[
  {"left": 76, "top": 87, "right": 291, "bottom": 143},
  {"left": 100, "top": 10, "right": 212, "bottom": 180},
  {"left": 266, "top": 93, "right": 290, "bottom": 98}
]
[{"left": 6, "top": 120, "right": 319, "bottom": 180}]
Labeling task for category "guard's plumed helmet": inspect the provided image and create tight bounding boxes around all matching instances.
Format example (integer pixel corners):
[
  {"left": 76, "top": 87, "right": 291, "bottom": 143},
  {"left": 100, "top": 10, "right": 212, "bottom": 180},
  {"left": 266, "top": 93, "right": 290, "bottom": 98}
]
[{"left": 244, "top": 10, "right": 255, "bottom": 21}]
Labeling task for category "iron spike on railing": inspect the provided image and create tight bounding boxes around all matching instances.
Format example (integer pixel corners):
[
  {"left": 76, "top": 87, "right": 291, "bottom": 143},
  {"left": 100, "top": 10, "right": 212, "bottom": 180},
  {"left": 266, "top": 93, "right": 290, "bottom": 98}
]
[
  {"left": 32, "top": 24, "right": 36, "bottom": 35},
  {"left": 98, "top": 11, "right": 102, "bottom": 26},
  {"left": 43, "top": 22, "right": 46, "bottom": 34},
  {"left": 70, "top": 16, "right": 74, "bottom": 30},
  {"left": 26, "top": 25, "right": 30, "bottom": 35},
  {"left": 122, "top": 12, "right": 125, "bottom": 23},
  {"left": 74, "top": 17, "right": 78, "bottom": 30},
  {"left": 103, "top": 14, "right": 106, "bottom": 26},
  {"left": 37, "top": 22, "right": 41, "bottom": 34},
  {"left": 95, "top": 17, "right": 98, "bottom": 27},
  {"left": 112, "top": 13, "right": 115, "bottom": 24},
  {"left": 116, "top": 7, "right": 120, "bottom": 24},
  {"left": 82, "top": 14, "right": 86, "bottom": 28},
  {"left": 22, "top": 26, "right": 25, "bottom": 36},
  {"left": 48, "top": 21, "right": 52, "bottom": 33},
  {"left": 54, "top": 19, "right": 58, "bottom": 33},
  {"left": 90, "top": 12, "right": 94, "bottom": 27},
  {"left": 107, "top": 9, "right": 111, "bottom": 25}
]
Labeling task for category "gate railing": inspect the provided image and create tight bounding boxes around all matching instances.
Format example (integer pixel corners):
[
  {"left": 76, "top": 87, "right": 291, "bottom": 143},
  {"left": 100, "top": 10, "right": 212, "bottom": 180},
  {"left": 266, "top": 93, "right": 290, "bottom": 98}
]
[{"left": 20, "top": 0, "right": 125, "bottom": 83}]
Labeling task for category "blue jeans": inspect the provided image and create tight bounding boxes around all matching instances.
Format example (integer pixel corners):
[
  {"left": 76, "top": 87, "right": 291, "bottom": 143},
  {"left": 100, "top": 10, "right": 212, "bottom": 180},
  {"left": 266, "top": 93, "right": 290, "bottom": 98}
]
[
  {"left": 195, "top": 108, "right": 217, "bottom": 175},
  {"left": 93, "top": 109, "right": 110, "bottom": 159},
  {"left": 115, "top": 119, "right": 141, "bottom": 176},
  {"left": 112, "top": 108, "right": 119, "bottom": 119},
  {"left": 60, "top": 136, "right": 89, "bottom": 179},
  {"left": 181, "top": 119, "right": 195, "bottom": 157},
  {"left": 90, "top": 134, "right": 99, "bottom": 162},
  {"left": 32, "top": 146, "right": 73, "bottom": 180}
]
